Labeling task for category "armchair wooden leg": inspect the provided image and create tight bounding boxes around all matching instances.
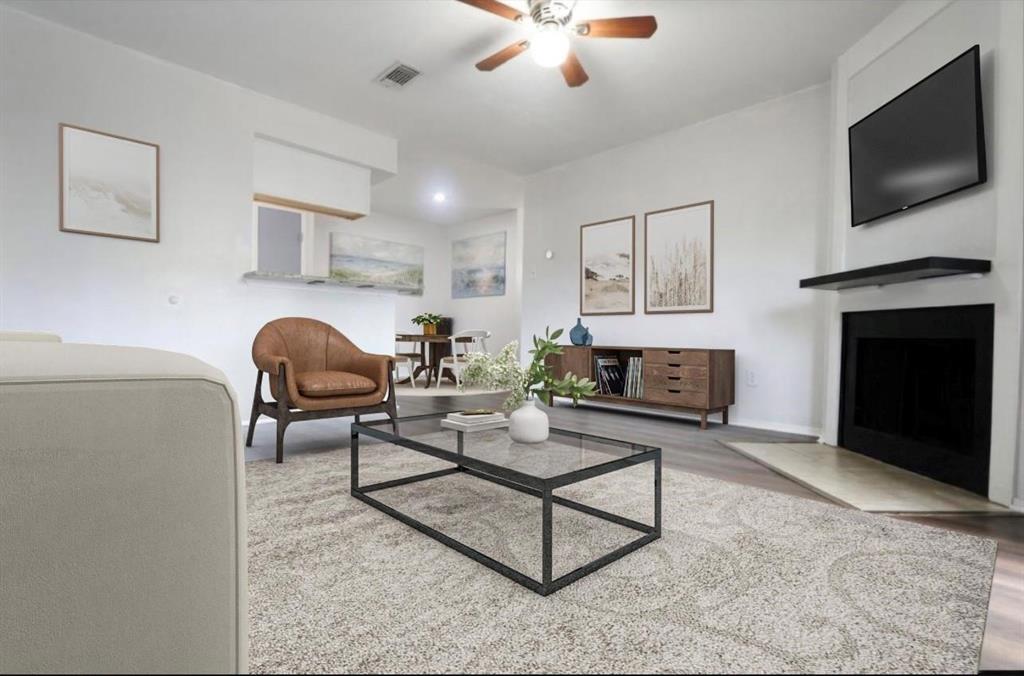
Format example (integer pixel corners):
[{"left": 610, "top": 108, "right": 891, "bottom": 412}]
[
  {"left": 276, "top": 368, "right": 290, "bottom": 464},
  {"left": 276, "top": 416, "right": 288, "bottom": 464},
  {"left": 246, "top": 370, "right": 263, "bottom": 448},
  {"left": 386, "top": 368, "right": 400, "bottom": 435}
]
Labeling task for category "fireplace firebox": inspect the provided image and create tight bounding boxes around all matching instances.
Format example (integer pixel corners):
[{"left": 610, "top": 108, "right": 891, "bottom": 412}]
[{"left": 839, "top": 304, "right": 993, "bottom": 496}]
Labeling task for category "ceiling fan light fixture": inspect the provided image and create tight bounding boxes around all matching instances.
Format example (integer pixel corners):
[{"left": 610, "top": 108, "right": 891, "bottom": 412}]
[{"left": 530, "top": 27, "right": 570, "bottom": 68}]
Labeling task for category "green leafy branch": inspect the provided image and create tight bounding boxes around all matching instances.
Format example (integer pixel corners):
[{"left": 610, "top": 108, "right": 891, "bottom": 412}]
[
  {"left": 411, "top": 312, "right": 442, "bottom": 326},
  {"left": 528, "top": 327, "right": 597, "bottom": 406},
  {"left": 459, "top": 327, "right": 597, "bottom": 411}
]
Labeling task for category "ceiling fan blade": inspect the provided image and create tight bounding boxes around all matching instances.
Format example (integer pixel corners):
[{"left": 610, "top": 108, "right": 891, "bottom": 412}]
[
  {"left": 560, "top": 50, "right": 589, "bottom": 88},
  {"left": 457, "top": 0, "right": 525, "bottom": 22},
  {"left": 476, "top": 40, "right": 529, "bottom": 71},
  {"left": 578, "top": 16, "right": 658, "bottom": 38}
]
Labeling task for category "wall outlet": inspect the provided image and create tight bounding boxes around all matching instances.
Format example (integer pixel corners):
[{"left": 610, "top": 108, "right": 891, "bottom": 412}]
[{"left": 745, "top": 369, "right": 758, "bottom": 387}]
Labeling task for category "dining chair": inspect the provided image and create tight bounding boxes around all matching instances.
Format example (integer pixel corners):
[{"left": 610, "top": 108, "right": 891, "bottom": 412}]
[
  {"left": 394, "top": 336, "right": 422, "bottom": 387},
  {"left": 437, "top": 329, "right": 491, "bottom": 387}
]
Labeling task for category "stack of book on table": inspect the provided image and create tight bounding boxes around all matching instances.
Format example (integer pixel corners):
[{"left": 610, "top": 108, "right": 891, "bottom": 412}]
[{"left": 440, "top": 410, "right": 509, "bottom": 432}]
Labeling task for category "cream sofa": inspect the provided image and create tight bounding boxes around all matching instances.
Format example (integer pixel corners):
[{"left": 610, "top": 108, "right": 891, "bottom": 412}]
[{"left": 0, "top": 335, "right": 247, "bottom": 674}]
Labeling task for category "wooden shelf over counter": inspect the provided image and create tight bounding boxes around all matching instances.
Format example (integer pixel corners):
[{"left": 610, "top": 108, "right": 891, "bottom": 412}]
[
  {"left": 242, "top": 271, "right": 420, "bottom": 295},
  {"left": 547, "top": 345, "right": 735, "bottom": 430}
]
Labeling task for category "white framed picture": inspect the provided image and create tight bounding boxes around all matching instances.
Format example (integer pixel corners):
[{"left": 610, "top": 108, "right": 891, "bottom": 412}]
[
  {"left": 644, "top": 200, "right": 714, "bottom": 314},
  {"left": 580, "top": 216, "right": 635, "bottom": 315},
  {"left": 59, "top": 123, "right": 159, "bottom": 242}
]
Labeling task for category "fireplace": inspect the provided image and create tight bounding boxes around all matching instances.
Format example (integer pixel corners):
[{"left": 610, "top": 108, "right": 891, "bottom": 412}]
[{"left": 839, "top": 304, "right": 993, "bottom": 495}]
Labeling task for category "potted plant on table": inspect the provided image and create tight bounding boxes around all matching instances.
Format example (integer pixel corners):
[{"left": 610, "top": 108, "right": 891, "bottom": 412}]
[
  {"left": 460, "top": 327, "right": 597, "bottom": 443},
  {"left": 412, "top": 312, "right": 442, "bottom": 335}
]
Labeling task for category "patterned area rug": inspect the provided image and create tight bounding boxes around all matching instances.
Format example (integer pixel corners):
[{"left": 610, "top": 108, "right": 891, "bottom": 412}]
[{"left": 246, "top": 440, "right": 996, "bottom": 674}]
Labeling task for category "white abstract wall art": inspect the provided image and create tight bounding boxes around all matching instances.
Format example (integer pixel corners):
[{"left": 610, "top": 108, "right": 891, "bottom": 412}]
[
  {"left": 330, "top": 232, "right": 424, "bottom": 294},
  {"left": 451, "top": 231, "right": 506, "bottom": 298},
  {"left": 644, "top": 200, "right": 714, "bottom": 314},
  {"left": 579, "top": 216, "right": 635, "bottom": 315},
  {"left": 59, "top": 124, "right": 159, "bottom": 242}
]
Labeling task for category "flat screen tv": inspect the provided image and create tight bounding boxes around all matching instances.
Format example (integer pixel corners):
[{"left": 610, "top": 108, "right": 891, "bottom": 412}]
[{"left": 849, "top": 45, "right": 986, "bottom": 227}]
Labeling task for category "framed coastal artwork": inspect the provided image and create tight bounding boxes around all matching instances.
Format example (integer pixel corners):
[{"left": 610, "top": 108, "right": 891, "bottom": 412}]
[
  {"left": 329, "top": 232, "right": 424, "bottom": 294},
  {"left": 644, "top": 200, "right": 714, "bottom": 314},
  {"left": 451, "top": 231, "right": 506, "bottom": 298},
  {"left": 579, "top": 216, "right": 635, "bottom": 315},
  {"left": 59, "top": 123, "right": 160, "bottom": 242}
]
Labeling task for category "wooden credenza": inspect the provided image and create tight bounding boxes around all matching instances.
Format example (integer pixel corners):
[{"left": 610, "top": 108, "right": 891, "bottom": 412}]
[{"left": 547, "top": 345, "right": 735, "bottom": 429}]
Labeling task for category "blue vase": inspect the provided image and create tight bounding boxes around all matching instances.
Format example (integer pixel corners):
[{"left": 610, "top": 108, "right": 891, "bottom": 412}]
[{"left": 569, "top": 318, "right": 591, "bottom": 346}]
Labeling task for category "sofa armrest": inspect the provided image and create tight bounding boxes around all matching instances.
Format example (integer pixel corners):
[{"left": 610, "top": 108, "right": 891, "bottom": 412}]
[
  {"left": 0, "top": 330, "right": 61, "bottom": 342},
  {"left": 0, "top": 343, "right": 247, "bottom": 673}
]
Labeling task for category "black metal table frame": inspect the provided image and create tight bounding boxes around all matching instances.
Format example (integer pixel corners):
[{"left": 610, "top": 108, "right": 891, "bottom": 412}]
[{"left": 350, "top": 413, "right": 662, "bottom": 596}]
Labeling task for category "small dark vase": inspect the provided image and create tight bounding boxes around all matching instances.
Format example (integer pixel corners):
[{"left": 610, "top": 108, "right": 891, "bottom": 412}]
[{"left": 569, "top": 318, "right": 592, "bottom": 346}]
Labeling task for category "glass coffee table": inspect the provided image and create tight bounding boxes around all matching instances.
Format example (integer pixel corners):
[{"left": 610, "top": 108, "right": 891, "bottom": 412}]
[{"left": 350, "top": 412, "right": 662, "bottom": 596}]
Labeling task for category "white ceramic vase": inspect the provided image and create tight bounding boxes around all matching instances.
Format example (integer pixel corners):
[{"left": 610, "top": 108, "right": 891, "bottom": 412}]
[{"left": 508, "top": 398, "right": 549, "bottom": 443}]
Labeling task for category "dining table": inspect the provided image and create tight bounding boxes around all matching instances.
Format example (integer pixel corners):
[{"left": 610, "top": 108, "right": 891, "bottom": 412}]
[{"left": 395, "top": 333, "right": 472, "bottom": 388}]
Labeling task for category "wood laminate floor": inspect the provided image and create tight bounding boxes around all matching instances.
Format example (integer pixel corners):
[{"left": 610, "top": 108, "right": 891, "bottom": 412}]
[{"left": 246, "top": 393, "right": 1024, "bottom": 672}]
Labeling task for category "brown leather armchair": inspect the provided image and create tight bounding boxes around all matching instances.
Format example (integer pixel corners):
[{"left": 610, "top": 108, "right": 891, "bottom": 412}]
[{"left": 246, "top": 317, "right": 397, "bottom": 463}]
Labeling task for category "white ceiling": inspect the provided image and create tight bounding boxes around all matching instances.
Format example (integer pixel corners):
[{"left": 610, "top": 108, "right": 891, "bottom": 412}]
[
  {"left": 8, "top": 0, "right": 899, "bottom": 177},
  {"left": 371, "top": 141, "right": 525, "bottom": 225}
]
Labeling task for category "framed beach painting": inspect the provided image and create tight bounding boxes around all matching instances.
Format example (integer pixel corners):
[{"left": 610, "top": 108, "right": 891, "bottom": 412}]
[
  {"left": 644, "top": 200, "right": 714, "bottom": 314},
  {"left": 329, "top": 232, "right": 424, "bottom": 294},
  {"left": 59, "top": 123, "right": 160, "bottom": 242},
  {"left": 579, "top": 216, "right": 635, "bottom": 315},
  {"left": 451, "top": 231, "right": 506, "bottom": 298}
]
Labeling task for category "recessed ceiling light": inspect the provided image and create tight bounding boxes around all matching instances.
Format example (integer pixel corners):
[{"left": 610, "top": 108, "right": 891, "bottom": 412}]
[{"left": 432, "top": 192, "right": 446, "bottom": 203}]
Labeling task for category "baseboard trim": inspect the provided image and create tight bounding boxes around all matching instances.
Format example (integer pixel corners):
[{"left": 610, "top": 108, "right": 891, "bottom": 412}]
[
  {"left": 727, "top": 417, "right": 821, "bottom": 438},
  {"left": 560, "top": 397, "right": 819, "bottom": 438}
]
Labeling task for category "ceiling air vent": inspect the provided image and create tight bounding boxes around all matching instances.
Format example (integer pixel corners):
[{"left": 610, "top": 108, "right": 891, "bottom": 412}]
[{"left": 376, "top": 62, "right": 421, "bottom": 89}]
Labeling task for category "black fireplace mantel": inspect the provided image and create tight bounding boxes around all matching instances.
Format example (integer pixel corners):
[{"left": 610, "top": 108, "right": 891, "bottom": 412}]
[{"left": 800, "top": 257, "right": 991, "bottom": 291}]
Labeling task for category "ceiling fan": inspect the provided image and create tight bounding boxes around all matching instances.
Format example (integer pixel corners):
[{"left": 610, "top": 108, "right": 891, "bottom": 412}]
[{"left": 457, "top": 0, "right": 658, "bottom": 87}]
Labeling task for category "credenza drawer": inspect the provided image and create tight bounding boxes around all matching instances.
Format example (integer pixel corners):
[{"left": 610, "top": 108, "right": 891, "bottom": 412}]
[
  {"left": 645, "top": 363, "right": 708, "bottom": 379},
  {"left": 644, "top": 349, "right": 709, "bottom": 367},
  {"left": 644, "top": 387, "right": 708, "bottom": 408},
  {"left": 645, "top": 374, "right": 708, "bottom": 391}
]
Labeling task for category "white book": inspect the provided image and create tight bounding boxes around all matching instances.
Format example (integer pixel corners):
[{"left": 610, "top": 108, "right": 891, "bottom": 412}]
[
  {"left": 447, "top": 411, "right": 505, "bottom": 423},
  {"left": 440, "top": 418, "right": 510, "bottom": 433}
]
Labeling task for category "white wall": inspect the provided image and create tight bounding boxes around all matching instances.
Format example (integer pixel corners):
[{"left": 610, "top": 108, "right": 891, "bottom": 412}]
[
  {"left": 447, "top": 211, "right": 522, "bottom": 355},
  {"left": 521, "top": 86, "right": 831, "bottom": 435},
  {"left": 0, "top": 7, "right": 400, "bottom": 411},
  {"left": 311, "top": 211, "right": 450, "bottom": 336},
  {"left": 312, "top": 209, "right": 522, "bottom": 358},
  {"left": 819, "top": 0, "right": 1024, "bottom": 506}
]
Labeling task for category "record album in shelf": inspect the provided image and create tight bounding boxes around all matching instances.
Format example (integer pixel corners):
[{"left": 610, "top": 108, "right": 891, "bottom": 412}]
[{"left": 594, "top": 356, "right": 625, "bottom": 396}]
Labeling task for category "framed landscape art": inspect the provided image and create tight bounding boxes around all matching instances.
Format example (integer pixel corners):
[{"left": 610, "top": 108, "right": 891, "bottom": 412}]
[
  {"left": 329, "top": 232, "right": 424, "bottom": 294},
  {"left": 59, "top": 123, "right": 160, "bottom": 242},
  {"left": 644, "top": 200, "right": 714, "bottom": 314},
  {"left": 580, "top": 216, "right": 635, "bottom": 315},
  {"left": 451, "top": 231, "right": 506, "bottom": 298}
]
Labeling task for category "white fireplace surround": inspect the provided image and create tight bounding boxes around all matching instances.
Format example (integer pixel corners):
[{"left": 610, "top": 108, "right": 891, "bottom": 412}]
[{"left": 818, "top": 0, "right": 1024, "bottom": 507}]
